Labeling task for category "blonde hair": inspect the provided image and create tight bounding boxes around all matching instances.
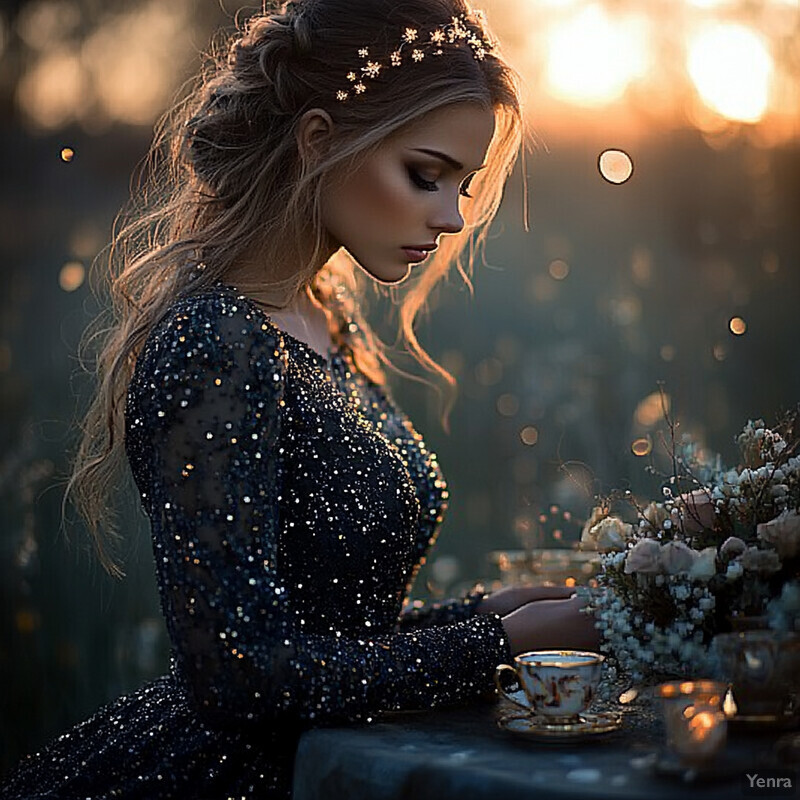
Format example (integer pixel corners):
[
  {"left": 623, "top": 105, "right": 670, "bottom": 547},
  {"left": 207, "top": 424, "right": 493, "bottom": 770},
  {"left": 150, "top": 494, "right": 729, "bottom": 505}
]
[{"left": 69, "top": 0, "right": 526, "bottom": 577}]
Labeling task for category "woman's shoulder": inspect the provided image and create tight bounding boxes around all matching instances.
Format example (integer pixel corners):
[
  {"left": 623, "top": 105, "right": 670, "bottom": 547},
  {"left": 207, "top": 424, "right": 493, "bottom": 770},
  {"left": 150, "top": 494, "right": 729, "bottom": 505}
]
[
  {"left": 150, "top": 284, "right": 286, "bottom": 348},
  {"left": 136, "top": 284, "right": 290, "bottom": 382},
  {"left": 125, "top": 286, "right": 290, "bottom": 443}
]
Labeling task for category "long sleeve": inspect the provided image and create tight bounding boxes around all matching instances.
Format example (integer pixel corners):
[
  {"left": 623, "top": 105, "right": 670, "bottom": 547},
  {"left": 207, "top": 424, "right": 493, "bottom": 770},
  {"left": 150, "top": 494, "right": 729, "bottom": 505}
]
[
  {"left": 398, "top": 583, "right": 488, "bottom": 630},
  {"left": 126, "top": 296, "right": 510, "bottom": 731}
]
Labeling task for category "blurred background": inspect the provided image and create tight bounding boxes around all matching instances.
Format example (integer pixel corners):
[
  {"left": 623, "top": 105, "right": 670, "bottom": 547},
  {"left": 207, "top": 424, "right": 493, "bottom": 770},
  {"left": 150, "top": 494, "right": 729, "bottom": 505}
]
[{"left": 1, "top": 0, "right": 799, "bottom": 771}]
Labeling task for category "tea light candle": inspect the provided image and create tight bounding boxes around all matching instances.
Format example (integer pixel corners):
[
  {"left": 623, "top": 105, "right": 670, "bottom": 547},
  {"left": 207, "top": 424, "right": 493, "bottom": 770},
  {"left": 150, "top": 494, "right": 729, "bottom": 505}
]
[
  {"left": 657, "top": 681, "right": 728, "bottom": 765},
  {"left": 684, "top": 708, "right": 727, "bottom": 758}
]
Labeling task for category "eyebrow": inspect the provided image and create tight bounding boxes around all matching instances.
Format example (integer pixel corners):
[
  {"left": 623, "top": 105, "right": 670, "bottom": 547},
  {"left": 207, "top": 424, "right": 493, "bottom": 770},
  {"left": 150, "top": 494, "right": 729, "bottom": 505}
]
[{"left": 410, "top": 148, "right": 487, "bottom": 173}]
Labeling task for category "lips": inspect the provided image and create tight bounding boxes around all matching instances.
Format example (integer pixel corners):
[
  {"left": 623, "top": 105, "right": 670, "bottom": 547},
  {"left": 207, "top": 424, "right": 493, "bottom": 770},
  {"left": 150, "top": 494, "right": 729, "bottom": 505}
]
[
  {"left": 402, "top": 248, "right": 430, "bottom": 262},
  {"left": 405, "top": 243, "right": 438, "bottom": 251},
  {"left": 402, "top": 244, "right": 438, "bottom": 263}
]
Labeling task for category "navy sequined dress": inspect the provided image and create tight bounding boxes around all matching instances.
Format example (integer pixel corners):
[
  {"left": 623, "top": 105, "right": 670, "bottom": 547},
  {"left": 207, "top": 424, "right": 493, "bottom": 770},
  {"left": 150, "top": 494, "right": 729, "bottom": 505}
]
[{"left": 1, "top": 284, "right": 511, "bottom": 799}]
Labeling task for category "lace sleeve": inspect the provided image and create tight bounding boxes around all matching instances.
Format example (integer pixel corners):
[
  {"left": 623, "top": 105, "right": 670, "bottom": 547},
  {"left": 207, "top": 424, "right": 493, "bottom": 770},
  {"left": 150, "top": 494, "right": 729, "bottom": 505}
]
[
  {"left": 127, "top": 298, "right": 510, "bottom": 730},
  {"left": 397, "top": 583, "right": 488, "bottom": 630}
]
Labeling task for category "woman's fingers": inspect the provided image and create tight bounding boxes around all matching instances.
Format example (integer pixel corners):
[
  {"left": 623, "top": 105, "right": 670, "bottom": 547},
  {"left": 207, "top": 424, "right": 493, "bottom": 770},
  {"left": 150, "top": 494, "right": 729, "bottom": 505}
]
[
  {"left": 501, "top": 596, "right": 601, "bottom": 654},
  {"left": 478, "top": 583, "right": 578, "bottom": 617},
  {"left": 522, "top": 585, "right": 577, "bottom": 602}
]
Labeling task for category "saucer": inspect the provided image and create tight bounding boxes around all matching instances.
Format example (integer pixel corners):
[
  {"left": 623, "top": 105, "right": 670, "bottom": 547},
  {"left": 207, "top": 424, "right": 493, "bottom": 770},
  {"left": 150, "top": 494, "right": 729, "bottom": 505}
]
[{"left": 497, "top": 711, "right": 623, "bottom": 742}]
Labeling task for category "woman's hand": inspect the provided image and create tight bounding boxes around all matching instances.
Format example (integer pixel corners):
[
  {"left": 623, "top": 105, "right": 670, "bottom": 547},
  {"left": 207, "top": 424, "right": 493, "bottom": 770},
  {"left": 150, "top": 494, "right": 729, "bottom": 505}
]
[
  {"left": 475, "top": 584, "right": 575, "bottom": 618},
  {"left": 499, "top": 594, "right": 601, "bottom": 655}
]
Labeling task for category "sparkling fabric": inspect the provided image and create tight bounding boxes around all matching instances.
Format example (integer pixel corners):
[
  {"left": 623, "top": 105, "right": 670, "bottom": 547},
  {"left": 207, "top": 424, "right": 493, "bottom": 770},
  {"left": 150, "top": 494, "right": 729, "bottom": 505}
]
[{"left": 1, "top": 284, "right": 511, "bottom": 799}]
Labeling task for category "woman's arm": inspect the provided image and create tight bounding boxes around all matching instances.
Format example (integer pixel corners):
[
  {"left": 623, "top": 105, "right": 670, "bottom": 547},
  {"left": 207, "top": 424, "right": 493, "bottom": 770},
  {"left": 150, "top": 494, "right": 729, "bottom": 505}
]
[
  {"left": 396, "top": 583, "right": 576, "bottom": 630},
  {"left": 128, "top": 296, "right": 511, "bottom": 730},
  {"left": 396, "top": 583, "right": 487, "bottom": 630},
  {"left": 474, "top": 584, "right": 576, "bottom": 618}
]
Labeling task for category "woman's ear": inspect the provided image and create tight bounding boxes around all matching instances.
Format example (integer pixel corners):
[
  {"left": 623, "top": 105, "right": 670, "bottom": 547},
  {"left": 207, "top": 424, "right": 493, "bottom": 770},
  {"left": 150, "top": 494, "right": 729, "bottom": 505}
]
[{"left": 295, "top": 108, "right": 335, "bottom": 167}]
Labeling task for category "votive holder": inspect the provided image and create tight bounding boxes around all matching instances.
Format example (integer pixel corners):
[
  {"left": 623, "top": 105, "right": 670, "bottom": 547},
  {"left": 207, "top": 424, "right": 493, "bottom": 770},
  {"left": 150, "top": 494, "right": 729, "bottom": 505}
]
[{"left": 657, "top": 680, "right": 728, "bottom": 766}]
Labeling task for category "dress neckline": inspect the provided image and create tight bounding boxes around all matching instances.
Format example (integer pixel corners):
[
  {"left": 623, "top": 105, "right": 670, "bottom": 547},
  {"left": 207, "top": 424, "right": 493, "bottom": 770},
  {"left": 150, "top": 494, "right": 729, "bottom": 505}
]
[{"left": 211, "top": 282, "right": 343, "bottom": 368}]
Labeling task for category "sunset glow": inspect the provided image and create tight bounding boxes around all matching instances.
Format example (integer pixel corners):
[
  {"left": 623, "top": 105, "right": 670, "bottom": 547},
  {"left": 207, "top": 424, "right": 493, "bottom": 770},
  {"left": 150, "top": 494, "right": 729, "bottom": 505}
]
[
  {"left": 545, "top": 5, "right": 648, "bottom": 107},
  {"left": 687, "top": 24, "right": 773, "bottom": 122},
  {"left": 11, "top": 0, "right": 800, "bottom": 140}
]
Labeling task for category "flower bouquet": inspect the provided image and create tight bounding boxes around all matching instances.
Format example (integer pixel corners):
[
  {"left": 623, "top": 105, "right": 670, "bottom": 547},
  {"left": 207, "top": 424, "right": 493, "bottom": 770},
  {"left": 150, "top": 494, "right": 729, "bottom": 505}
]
[{"left": 581, "top": 406, "right": 800, "bottom": 684}]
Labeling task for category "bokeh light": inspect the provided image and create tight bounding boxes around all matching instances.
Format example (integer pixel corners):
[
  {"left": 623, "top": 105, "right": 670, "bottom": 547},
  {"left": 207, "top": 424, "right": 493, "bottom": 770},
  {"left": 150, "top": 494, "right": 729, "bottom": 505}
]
[
  {"left": 16, "top": 1, "right": 81, "bottom": 50},
  {"left": 548, "top": 259, "right": 570, "bottom": 280},
  {"left": 608, "top": 295, "right": 642, "bottom": 326},
  {"left": 59, "top": 261, "right": 85, "bottom": 292},
  {"left": 60, "top": 147, "right": 74, "bottom": 162},
  {"left": 15, "top": 0, "right": 195, "bottom": 131},
  {"left": 544, "top": 5, "right": 649, "bottom": 107},
  {"left": 599, "top": 149, "right": 634, "bottom": 184},
  {"left": 729, "top": 316, "right": 747, "bottom": 335},
  {"left": 17, "top": 49, "right": 88, "bottom": 129},
  {"left": 687, "top": 24, "right": 773, "bottom": 123},
  {"left": 520, "top": 426, "right": 540, "bottom": 446},
  {"left": 631, "top": 437, "right": 652, "bottom": 457},
  {"left": 496, "top": 393, "right": 520, "bottom": 417},
  {"left": 660, "top": 345, "right": 677, "bottom": 362},
  {"left": 635, "top": 392, "right": 670, "bottom": 427}
]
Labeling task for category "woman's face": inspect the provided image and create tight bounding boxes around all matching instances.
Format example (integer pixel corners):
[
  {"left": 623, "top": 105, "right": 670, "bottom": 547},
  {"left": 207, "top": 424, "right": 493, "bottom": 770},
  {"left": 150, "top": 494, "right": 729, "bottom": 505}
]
[{"left": 320, "top": 102, "right": 496, "bottom": 284}]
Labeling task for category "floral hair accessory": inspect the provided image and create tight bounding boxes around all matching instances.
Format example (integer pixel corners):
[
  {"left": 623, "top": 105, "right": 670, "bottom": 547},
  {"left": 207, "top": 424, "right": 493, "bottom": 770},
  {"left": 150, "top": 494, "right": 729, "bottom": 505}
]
[{"left": 335, "top": 11, "right": 495, "bottom": 102}]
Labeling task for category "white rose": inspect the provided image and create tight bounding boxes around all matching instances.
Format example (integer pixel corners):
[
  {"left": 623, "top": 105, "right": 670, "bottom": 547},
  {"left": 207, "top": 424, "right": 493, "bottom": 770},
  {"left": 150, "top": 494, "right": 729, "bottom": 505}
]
[
  {"left": 580, "top": 506, "right": 608, "bottom": 547},
  {"left": 688, "top": 547, "right": 718, "bottom": 582},
  {"left": 624, "top": 539, "right": 662, "bottom": 575},
  {"left": 659, "top": 540, "right": 697, "bottom": 575},
  {"left": 757, "top": 509, "right": 800, "bottom": 559},
  {"left": 720, "top": 536, "right": 747, "bottom": 559},
  {"left": 739, "top": 546, "right": 782, "bottom": 573},
  {"left": 588, "top": 516, "right": 630, "bottom": 552}
]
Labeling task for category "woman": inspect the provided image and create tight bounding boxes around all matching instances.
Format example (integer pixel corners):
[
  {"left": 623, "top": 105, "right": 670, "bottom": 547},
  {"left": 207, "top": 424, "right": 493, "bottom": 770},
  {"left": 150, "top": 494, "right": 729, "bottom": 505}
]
[{"left": 1, "top": 1, "right": 597, "bottom": 797}]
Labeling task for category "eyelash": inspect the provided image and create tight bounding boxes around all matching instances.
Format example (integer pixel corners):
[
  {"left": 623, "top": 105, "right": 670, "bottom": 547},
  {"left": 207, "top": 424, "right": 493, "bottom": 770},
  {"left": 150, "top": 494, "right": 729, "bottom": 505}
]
[{"left": 408, "top": 168, "right": 475, "bottom": 199}]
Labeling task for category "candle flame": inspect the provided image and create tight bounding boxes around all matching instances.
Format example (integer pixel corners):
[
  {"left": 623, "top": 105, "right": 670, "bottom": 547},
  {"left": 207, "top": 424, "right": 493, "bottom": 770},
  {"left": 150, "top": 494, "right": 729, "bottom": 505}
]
[{"left": 723, "top": 688, "right": 738, "bottom": 717}]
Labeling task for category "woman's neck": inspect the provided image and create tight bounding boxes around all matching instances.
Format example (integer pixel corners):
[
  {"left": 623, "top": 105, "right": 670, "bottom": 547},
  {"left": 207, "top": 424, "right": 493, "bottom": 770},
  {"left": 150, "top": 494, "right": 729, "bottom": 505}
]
[
  {"left": 247, "top": 285, "right": 336, "bottom": 361},
  {"left": 222, "top": 247, "right": 340, "bottom": 360}
]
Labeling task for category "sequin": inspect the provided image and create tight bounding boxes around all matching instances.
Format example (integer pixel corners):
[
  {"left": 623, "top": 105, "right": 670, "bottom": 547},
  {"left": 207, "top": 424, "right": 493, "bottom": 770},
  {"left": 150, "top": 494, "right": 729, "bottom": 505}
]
[{"left": 1, "top": 283, "right": 510, "bottom": 799}]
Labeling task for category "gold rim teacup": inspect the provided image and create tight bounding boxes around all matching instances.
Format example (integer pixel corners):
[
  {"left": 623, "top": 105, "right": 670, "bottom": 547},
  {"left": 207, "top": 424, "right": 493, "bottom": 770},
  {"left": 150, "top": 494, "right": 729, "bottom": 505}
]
[{"left": 494, "top": 650, "right": 604, "bottom": 723}]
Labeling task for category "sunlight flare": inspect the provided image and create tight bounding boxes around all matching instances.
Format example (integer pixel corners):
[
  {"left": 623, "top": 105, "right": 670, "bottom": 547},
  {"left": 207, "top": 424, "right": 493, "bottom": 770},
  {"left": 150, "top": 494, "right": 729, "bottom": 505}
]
[
  {"left": 545, "top": 5, "right": 649, "bottom": 107},
  {"left": 687, "top": 24, "right": 773, "bottom": 122}
]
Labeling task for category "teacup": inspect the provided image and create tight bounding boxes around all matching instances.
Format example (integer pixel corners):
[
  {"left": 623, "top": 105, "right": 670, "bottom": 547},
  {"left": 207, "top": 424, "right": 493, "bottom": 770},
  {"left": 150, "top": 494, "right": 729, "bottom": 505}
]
[{"left": 494, "top": 650, "right": 604, "bottom": 723}]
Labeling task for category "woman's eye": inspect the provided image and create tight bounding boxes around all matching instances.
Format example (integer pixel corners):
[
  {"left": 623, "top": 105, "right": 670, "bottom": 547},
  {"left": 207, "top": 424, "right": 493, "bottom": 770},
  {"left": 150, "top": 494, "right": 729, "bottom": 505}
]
[
  {"left": 407, "top": 167, "right": 476, "bottom": 199},
  {"left": 407, "top": 168, "right": 438, "bottom": 192}
]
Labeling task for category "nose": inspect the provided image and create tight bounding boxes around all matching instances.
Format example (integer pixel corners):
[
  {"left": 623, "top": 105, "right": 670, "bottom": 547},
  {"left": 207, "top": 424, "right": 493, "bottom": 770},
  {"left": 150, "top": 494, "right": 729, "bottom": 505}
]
[{"left": 429, "top": 194, "right": 464, "bottom": 237}]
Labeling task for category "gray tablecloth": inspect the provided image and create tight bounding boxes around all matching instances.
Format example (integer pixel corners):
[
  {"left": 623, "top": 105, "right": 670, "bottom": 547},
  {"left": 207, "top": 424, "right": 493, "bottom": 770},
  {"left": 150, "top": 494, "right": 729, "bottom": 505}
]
[{"left": 292, "top": 693, "right": 799, "bottom": 800}]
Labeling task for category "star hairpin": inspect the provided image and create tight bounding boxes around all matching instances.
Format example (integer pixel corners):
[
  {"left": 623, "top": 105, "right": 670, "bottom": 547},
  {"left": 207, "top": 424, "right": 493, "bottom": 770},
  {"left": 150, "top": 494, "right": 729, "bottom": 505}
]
[{"left": 335, "top": 12, "right": 495, "bottom": 102}]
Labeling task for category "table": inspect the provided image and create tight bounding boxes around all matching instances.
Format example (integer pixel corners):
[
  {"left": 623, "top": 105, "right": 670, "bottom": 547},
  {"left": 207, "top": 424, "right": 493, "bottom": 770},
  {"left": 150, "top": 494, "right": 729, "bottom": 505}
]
[{"left": 292, "top": 692, "right": 800, "bottom": 800}]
